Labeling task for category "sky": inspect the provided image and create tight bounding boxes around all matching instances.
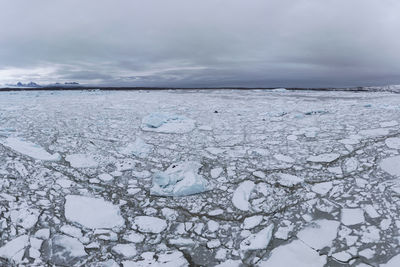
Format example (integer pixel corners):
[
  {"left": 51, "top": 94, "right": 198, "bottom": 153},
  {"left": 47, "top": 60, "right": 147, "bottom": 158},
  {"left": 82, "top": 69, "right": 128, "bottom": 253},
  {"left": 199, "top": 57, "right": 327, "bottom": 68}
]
[{"left": 0, "top": 0, "right": 400, "bottom": 88}]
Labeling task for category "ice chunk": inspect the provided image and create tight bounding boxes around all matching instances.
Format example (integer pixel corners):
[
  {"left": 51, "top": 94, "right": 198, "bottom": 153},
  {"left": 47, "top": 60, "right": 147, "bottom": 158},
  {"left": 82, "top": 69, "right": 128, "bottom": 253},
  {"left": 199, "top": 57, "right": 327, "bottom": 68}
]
[
  {"left": 341, "top": 208, "right": 365, "bottom": 226},
  {"left": 274, "top": 154, "right": 295, "bottom": 163},
  {"left": 276, "top": 173, "right": 303, "bottom": 187},
  {"left": 65, "top": 195, "right": 125, "bottom": 229},
  {"left": 381, "top": 254, "right": 400, "bottom": 267},
  {"left": 259, "top": 239, "right": 326, "bottom": 267},
  {"left": 65, "top": 154, "right": 98, "bottom": 168},
  {"left": 122, "top": 250, "right": 188, "bottom": 267},
  {"left": 358, "top": 128, "right": 389, "bottom": 137},
  {"left": 141, "top": 112, "right": 195, "bottom": 133},
  {"left": 122, "top": 138, "right": 153, "bottom": 158},
  {"left": 311, "top": 181, "right": 333, "bottom": 195},
  {"left": 112, "top": 244, "right": 137, "bottom": 258},
  {"left": 240, "top": 224, "right": 274, "bottom": 251},
  {"left": 232, "top": 180, "right": 255, "bottom": 211},
  {"left": 132, "top": 216, "right": 167, "bottom": 233},
  {"left": 380, "top": 156, "right": 400, "bottom": 176},
  {"left": 307, "top": 153, "right": 340, "bottom": 163},
  {"left": 0, "top": 137, "right": 60, "bottom": 161},
  {"left": 242, "top": 215, "right": 263, "bottom": 229},
  {"left": 0, "top": 235, "right": 29, "bottom": 264},
  {"left": 46, "top": 234, "right": 87, "bottom": 266},
  {"left": 150, "top": 161, "right": 210, "bottom": 196},
  {"left": 98, "top": 173, "right": 114, "bottom": 182},
  {"left": 385, "top": 138, "right": 400, "bottom": 149},
  {"left": 259, "top": 240, "right": 326, "bottom": 267},
  {"left": 296, "top": 220, "right": 340, "bottom": 250}
]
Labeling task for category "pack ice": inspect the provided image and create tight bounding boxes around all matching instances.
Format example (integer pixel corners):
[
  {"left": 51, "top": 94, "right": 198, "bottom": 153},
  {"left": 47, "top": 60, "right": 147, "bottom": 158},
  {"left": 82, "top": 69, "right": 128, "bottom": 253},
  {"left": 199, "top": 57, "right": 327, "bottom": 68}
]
[
  {"left": 150, "top": 161, "right": 210, "bottom": 196},
  {"left": 141, "top": 112, "right": 195, "bottom": 133}
]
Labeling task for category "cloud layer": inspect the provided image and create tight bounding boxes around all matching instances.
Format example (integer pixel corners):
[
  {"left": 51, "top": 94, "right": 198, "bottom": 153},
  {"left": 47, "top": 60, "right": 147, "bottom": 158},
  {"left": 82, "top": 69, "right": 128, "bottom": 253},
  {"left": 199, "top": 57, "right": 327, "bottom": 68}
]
[{"left": 1, "top": 0, "right": 400, "bottom": 87}]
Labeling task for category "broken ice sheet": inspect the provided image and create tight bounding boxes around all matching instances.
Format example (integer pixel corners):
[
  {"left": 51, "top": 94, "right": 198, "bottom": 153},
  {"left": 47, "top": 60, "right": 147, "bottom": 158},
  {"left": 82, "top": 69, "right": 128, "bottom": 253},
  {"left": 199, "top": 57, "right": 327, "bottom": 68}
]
[
  {"left": 122, "top": 137, "right": 153, "bottom": 158},
  {"left": 0, "top": 137, "right": 60, "bottom": 161},
  {"left": 65, "top": 195, "right": 125, "bottom": 229},
  {"left": 150, "top": 161, "right": 210, "bottom": 196},
  {"left": 141, "top": 112, "right": 195, "bottom": 133}
]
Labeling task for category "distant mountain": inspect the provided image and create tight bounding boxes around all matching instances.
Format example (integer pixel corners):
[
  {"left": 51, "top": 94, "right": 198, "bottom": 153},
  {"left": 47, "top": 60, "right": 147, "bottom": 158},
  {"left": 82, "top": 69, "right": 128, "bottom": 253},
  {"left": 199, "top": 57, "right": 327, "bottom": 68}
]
[{"left": 9, "top": 82, "right": 42, "bottom": 87}]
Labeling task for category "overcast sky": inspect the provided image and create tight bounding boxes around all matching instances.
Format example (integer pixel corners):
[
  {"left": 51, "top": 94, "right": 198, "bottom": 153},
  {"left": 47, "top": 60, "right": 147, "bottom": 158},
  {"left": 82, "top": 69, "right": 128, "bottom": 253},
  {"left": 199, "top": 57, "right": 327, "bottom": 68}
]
[{"left": 1, "top": 0, "right": 400, "bottom": 87}]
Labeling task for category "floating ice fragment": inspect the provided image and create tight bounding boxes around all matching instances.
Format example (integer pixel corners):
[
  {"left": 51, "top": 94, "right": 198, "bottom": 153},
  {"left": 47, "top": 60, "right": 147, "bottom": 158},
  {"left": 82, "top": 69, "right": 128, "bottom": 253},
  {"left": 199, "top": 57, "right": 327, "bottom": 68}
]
[
  {"left": 276, "top": 173, "right": 303, "bottom": 187},
  {"left": 0, "top": 137, "right": 60, "bottom": 161},
  {"left": 341, "top": 208, "right": 365, "bottom": 226},
  {"left": 150, "top": 161, "right": 210, "bottom": 197},
  {"left": 380, "top": 156, "right": 400, "bottom": 176},
  {"left": 65, "top": 195, "right": 125, "bottom": 229},
  {"left": 307, "top": 153, "right": 340, "bottom": 163},
  {"left": 232, "top": 180, "right": 255, "bottom": 211},
  {"left": 242, "top": 215, "right": 263, "bottom": 229},
  {"left": 0, "top": 235, "right": 29, "bottom": 264},
  {"left": 381, "top": 254, "right": 400, "bottom": 267},
  {"left": 65, "top": 154, "right": 98, "bottom": 168},
  {"left": 122, "top": 250, "right": 188, "bottom": 267},
  {"left": 112, "top": 244, "right": 137, "bottom": 258},
  {"left": 311, "top": 181, "right": 333, "bottom": 195},
  {"left": 141, "top": 112, "right": 195, "bottom": 133},
  {"left": 240, "top": 224, "right": 274, "bottom": 251},
  {"left": 358, "top": 128, "right": 389, "bottom": 137},
  {"left": 258, "top": 239, "right": 326, "bottom": 267},
  {"left": 122, "top": 138, "right": 153, "bottom": 158},
  {"left": 132, "top": 216, "right": 167, "bottom": 233},
  {"left": 296, "top": 220, "right": 340, "bottom": 250},
  {"left": 46, "top": 235, "right": 87, "bottom": 266},
  {"left": 385, "top": 138, "right": 400, "bottom": 149}
]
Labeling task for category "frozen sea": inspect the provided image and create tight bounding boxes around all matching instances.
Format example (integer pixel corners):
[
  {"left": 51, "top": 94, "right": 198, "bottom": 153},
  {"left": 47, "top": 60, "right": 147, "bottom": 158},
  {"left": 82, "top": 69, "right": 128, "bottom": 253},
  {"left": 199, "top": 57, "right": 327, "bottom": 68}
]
[{"left": 1, "top": 89, "right": 400, "bottom": 266}]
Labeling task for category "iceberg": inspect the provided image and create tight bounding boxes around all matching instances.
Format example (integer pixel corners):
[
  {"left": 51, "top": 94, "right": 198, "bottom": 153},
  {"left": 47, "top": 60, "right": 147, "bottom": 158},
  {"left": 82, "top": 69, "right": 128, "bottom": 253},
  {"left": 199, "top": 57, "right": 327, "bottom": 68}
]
[
  {"left": 150, "top": 161, "right": 210, "bottom": 196},
  {"left": 141, "top": 112, "right": 195, "bottom": 133}
]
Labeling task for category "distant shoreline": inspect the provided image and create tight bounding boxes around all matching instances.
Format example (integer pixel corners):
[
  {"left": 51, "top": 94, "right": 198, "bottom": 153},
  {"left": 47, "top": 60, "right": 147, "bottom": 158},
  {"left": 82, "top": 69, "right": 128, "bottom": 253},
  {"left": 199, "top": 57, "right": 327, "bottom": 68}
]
[{"left": 0, "top": 86, "right": 393, "bottom": 92}]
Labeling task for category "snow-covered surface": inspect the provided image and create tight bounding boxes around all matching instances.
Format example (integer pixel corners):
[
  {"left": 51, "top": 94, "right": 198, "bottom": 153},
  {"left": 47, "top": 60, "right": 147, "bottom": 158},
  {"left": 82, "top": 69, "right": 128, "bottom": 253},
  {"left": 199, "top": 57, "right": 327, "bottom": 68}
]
[
  {"left": 65, "top": 195, "right": 125, "bottom": 229},
  {"left": 0, "top": 137, "right": 60, "bottom": 161},
  {"left": 1, "top": 89, "right": 400, "bottom": 266},
  {"left": 150, "top": 161, "right": 210, "bottom": 196}
]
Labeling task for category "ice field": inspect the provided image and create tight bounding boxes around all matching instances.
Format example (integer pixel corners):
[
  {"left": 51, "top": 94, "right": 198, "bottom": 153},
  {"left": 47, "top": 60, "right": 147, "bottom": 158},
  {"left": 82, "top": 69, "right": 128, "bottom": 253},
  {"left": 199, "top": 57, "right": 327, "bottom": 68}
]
[{"left": 1, "top": 89, "right": 400, "bottom": 266}]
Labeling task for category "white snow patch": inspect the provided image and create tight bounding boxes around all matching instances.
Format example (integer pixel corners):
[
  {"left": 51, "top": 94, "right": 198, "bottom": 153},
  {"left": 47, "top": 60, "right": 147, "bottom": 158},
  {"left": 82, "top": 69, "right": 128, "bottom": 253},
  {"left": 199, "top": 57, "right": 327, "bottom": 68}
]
[
  {"left": 65, "top": 195, "right": 125, "bottom": 229},
  {"left": 232, "top": 180, "right": 255, "bottom": 211}
]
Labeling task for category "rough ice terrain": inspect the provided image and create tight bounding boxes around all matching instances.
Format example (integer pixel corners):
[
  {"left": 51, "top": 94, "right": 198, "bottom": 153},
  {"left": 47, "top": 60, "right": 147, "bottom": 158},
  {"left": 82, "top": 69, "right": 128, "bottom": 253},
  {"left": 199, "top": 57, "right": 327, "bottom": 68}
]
[{"left": 1, "top": 89, "right": 400, "bottom": 266}]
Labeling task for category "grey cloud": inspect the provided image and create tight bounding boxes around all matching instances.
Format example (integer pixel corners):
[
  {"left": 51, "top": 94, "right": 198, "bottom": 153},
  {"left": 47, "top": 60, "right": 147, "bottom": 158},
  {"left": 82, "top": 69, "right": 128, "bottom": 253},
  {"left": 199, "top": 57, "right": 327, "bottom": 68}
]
[{"left": 0, "top": 0, "right": 400, "bottom": 87}]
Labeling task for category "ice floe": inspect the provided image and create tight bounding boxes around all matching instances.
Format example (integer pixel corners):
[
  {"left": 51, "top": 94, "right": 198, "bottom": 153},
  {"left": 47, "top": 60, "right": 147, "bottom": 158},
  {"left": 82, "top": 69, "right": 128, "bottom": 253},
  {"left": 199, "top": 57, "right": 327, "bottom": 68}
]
[
  {"left": 45, "top": 234, "right": 87, "bottom": 266},
  {"left": 65, "top": 195, "right": 125, "bottom": 229},
  {"left": 307, "top": 153, "right": 340, "bottom": 163},
  {"left": 132, "top": 216, "right": 167, "bottom": 233},
  {"left": 240, "top": 224, "right": 274, "bottom": 251},
  {"left": 296, "top": 219, "right": 340, "bottom": 250},
  {"left": 0, "top": 235, "right": 29, "bottom": 264},
  {"left": 141, "top": 112, "right": 195, "bottom": 133},
  {"left": 0, "top": 137, "right": 60, "bottom": 161},
  {"left": 385, "top": 137, "right": 400, "bottom": 149},
  {"left": 122, "top": 138, "right": 153, "bottom": 158},
  {"left": 341, "top": 208, "right": 365, "bottom": 226},
  {"left": 150, "top": 161, "right": 210, "bottom": 196},
  {"left": 232, "top": 180, "right": 255, "bottom": 211},
  {"left": 259, "top": 239, "right": 326, "bottom": 267},
  {"left": 380, "top": 156, "right": 400, "bottom": 176},
  {"left": 65, "top": 154, "right": 98, "bottom": 168}
]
